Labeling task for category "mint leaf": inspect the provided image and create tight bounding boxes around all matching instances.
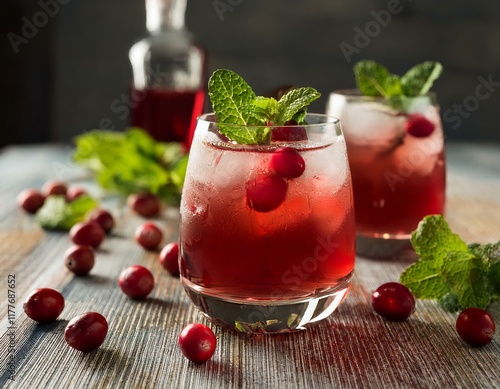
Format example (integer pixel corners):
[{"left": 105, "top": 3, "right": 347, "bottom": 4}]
[
  {"left": 276, "top": 87, "right": 321, "bottom": 124},
  {"left": 246, "top": 96, "right": 279, "bottom": 124},
  {"left": 399, "top": 258, "right": 450, "bottom": 299},
  {"left": 469, "top": 242, "right": 500, "bottom": 298},
  {"left": 353, "top": 60, "right": 402, "bottom": 98},
  {"left": 401, "top": 61, "right": 443, "bottom": 97},
  {"left": 410, "top": 215, "right": 468, "bottom": 262},
  {"left": 438, "top": 293, "right": 462, "bottom": 313},
  {"left": 73, "top": 129, "right": 187, "bottom": 205},
  {"left": 400, "top": 215, "right": 468, "bottom": 299},
  {"left": 441, "top": 251, "right": 491, "bottom": 309},
  {"left": 207, "top": 69, "right": 320, "bottom": 144},
  {"left": 36, "top": 195, "right": 98, "bottom": 231},
  {"left": 208, "top": 69, "right": 258, "bottom": 126}
]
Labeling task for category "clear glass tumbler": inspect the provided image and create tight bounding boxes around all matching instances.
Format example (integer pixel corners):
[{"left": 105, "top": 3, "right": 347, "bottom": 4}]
[
  {"left": 326, "top": 90, "right": 446, "bottom": 258},
  {"left": 179, "top": 113, "right": 356, "bottom": 333}
]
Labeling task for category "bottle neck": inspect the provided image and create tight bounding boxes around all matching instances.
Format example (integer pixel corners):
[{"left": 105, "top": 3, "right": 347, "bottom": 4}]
[{"left": 146, "top": 0, "right": 186, "bottom": 33}]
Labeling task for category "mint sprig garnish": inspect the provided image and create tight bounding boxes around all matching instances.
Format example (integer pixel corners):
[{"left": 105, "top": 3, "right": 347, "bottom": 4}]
[
  {"left": 208, "top": 69, "right": 320, "bottom": 144},
  {"left": 400, "top": 215, "right": 499, "bottom": 312},
  {"left": 353, "top": 60, "right": 443, "bottom": 112}
]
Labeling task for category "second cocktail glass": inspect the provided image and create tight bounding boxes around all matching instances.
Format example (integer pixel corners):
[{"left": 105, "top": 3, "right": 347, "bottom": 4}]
[
  {"left": 326, "top": 90, "right": 446, "bottom": 257},
  {"left": 179, "top": 113, "right": 356, "bottom": 333}
]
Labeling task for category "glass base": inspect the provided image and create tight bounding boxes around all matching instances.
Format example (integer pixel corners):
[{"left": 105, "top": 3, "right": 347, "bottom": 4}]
[
  {"left": 181, "top": 276, "right": 352, "bottom": 334},
  {"left": 355, "top": 234, "right": 417, "bottom": 260}
]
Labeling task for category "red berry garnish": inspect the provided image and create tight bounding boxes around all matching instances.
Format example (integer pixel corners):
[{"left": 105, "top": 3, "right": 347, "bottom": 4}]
[
  {"left": 66, "top": 186, "right": 87, "bottom": 202},
  {"left": 23, "top": 288, "right": 65, "bottom": 323},
  {"left": 178, "top": 323, "right": 217, "bottom": 363},
  {"left": 69, "top": 221, "right": 105, "bottom": 248},
  {"left": 405, "top": 114, "right": 435, "bottom": 138},
  {"left": 17, "top": 188, "right": 45, "bottom": 213},
  {"left": 270, "top": 147, "right": 306, "bottom": 179},
  {"left": 372, "top": 282, "right": 415, "bottom": 321},
  {"left": 64, "top": 312, "right": 108, "bottom": 352},
  {"left": 271, "top": 124, "right": 308, "bottom": 142},
  {"left": 245, "top": 173, "right": 288, "bottom": 213},
  {"left": 118, "top": 265, "right": 155, "bottom": 299},
  {"left": 42, "top": 180, "right": 67, "bottom": 197},
  {"left": 159, "top": 242, "right": 180, "bottom": 277},
  {"left": 135, "top": 222, "right": 163, "bottom": 250},
  {"left": 87, "top": 208, "right": 115, "bottom": 233},
  {"left": 456, "top": 308, "right": 496, "bottom": 347},
  {"left": 127, "top": 193, "right": 161, "bottom": 218},
  {"left": 64, "top": 245, "right": 95, "bottom": 276}
]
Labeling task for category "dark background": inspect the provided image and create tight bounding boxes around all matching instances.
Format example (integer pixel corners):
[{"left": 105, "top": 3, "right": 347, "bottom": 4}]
[{"left": 1, "top": 0, "right": 499, "bottom": 147}]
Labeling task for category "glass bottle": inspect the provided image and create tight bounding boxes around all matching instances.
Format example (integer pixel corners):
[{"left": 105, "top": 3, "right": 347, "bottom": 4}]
[{"left": 128, "top": 0, "right": 207, "bottom": 149}]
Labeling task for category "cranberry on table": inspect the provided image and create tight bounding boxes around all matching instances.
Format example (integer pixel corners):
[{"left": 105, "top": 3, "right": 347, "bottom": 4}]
[
  {"left": 23, "top": 288, "right": 65, "bottom": 323},
  {"left": 118, "top": 265, "right": 155, "bottom": 299},
  {"left": 159, "top": 242, "right": 180, "bottom": 277},
  {"left": 135, "top": 222, "right": 163, "bottom": 250},
  {"left": 42, "top": 180, "right": 67, "bottom": 197},
  {"left": 64, "top": 245, "right": 95, "bottom": 276},
  {"left": 17, "top": 188, "right": 45, "bottom": 213},
  {"left": 66, "top": 186, "right": 87, "bottom": 202},
  {"left": 70, "top": 221, "right": 105, "bottom": 248},
  {"left": 456, "top": 308, "right": 496, "bottom": 347},
  {"left": 127, "top": 193, "right": 161, "bottom": 218},
  {"left": 372, "top": 282, "right": 416, "bottom": 321},
  {"left": 87, "top": 208, "right": 115, "bottom": 233},
  {"left": 405, "top": 114, "right": 435, "bottom": 138},
  {"left": 178, "top": 323, "right": 217, "bottom": 363},
  {"left": 64, "top": 312, "right": 108, "bottom": 352},
  {"left": 245, "top": 173, "right": 288, "bottom": 213},
  {"left": 270, "top": 147, "right": 306, "bottom": 179}
]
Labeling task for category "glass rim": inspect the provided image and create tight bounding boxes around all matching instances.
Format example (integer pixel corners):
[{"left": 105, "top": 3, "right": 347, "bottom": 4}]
[
  {"left": 328, "top": 89, "right": 437, "bottom": 103},
  {"left": 197, "top": 112, "right": 341, "bottom": 128}
]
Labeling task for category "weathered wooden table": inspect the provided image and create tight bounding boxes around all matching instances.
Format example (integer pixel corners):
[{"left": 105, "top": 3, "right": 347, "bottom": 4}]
[{"left": 0, "top": 143, "right": 499, "bottom": 389}]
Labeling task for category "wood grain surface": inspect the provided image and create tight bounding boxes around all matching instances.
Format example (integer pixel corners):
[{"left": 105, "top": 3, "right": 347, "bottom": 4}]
[{"left": 0, "top": 143, "right": 499, "bottom": 389}]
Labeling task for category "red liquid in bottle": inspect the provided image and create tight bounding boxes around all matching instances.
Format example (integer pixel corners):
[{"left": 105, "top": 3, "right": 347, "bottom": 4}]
[{"left": 130, "top": 88, "right": 205, "bottom": 149}]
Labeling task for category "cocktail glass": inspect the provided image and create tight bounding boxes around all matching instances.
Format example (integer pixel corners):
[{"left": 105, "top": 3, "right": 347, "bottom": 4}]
[
  {"left": 179, "top": 113, "right": 356, "bottom": 333},
  {"left": 326, "top": 90, "right": 446, "bottom": 258}
]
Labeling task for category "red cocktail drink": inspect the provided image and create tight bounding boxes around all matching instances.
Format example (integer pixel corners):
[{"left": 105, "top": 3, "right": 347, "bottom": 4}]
[{"left": 179, "top": 113, "right": 356, "bottom": 333}]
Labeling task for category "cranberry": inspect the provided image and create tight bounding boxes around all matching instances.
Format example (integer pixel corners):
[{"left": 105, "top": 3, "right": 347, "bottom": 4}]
[
  {"left": 270, "top": 147, "right": 306, "bottom": 179},
  {"left": 372, "top": 282, "right": 415, "bottom": 321},
  {"left": 64, "top": 312, "right": 108, "bottom": 352},
  {"left": 271, "top": 124, "right": 308, "bottom": 142},
  {"left": 246, "top": 173, "right": 288, "bottom": 213},
  {"left": 118, "top": 265, "right": 155, "bottom": 299},
  {"left": 405, "top": 114, "right": 435, "bottom": 137},
  {"left": 178, "top": 323, "right": 217, "bottom": 363},
  {"left": 66, "top": 186, "right": 87, "bottom": 202},
  {"left": 17, "top": 188, "right": 45, "bottom": 213},
  {"left": 42, "top": 180, "right": 67, "bottom": 197},
  {"left": 23, "top": 288, "right": 65, "bottom": 323},
  {"left": 456, "top": 308, "right": 496, "bottom": 347},
  {"left": 135, "top": 222, "right": 163, "bottom": 250},
  {"left": 87, "top": 208, "right": 115, "bottom": 233},
  {"left": 127, "top": 193, "right": 161, "bottom": 218},
  {"left": 64, "top": 245, "right": 95, "bottom": 276},
  {"left": 70, "top": 221, "right": 105, "bottom": 248},
  {"left": 159, "top": 242, "right": 180, "bottom": 277}
]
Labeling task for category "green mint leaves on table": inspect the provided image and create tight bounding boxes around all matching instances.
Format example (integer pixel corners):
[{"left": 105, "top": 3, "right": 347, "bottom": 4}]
[
  {"left": 400, "top": 215, "right": 499, "bottom": 312},
  {"left": 36, "top": 195, "right": 98, "bottom": 231},
  {"left": 353, "top": 60, "right": 442, "bottom": 111},
  {"left": 73, "top": 128, "right": 188, "bottom": 206},
  {"left": 208, "top": 69, "right": 320, "bottom": 144}
]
